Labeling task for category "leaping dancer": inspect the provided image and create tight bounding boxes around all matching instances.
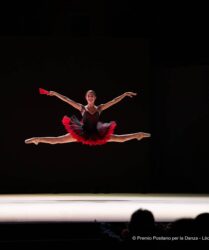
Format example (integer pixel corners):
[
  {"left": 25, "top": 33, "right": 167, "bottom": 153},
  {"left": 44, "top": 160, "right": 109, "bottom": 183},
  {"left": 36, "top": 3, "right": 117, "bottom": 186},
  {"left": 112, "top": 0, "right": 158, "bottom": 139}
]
[{"left": 25, "top": 88, "right": 151, "bottom": 146}]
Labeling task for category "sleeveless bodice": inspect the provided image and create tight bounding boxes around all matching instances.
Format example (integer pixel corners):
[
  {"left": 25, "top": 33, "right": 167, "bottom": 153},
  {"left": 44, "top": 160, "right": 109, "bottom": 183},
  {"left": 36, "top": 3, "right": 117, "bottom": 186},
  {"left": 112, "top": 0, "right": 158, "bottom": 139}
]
[{"left": 82, "top": 109, "right": 100, "bottom": 131}]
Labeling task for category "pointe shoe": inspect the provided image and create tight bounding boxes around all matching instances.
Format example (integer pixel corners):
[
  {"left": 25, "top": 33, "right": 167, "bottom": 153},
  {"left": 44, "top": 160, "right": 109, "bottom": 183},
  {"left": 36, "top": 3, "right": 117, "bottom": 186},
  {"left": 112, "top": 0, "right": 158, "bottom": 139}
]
[
  {"left": 137, "top": 133, "right": 151, "bottom": 140},
  {"left": 142, "top": 133, "right": 151, "bottom": 138},
  {"left": 25, "top": 138, "right": 39, "bottom": 145}
]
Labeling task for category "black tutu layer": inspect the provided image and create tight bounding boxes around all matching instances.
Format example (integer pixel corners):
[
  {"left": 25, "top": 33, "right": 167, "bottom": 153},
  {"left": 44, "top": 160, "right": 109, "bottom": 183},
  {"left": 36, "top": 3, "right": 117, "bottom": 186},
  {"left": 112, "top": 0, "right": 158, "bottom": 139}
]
[{"left": 62, "top": 115, "right": 117, "bottom": 146}]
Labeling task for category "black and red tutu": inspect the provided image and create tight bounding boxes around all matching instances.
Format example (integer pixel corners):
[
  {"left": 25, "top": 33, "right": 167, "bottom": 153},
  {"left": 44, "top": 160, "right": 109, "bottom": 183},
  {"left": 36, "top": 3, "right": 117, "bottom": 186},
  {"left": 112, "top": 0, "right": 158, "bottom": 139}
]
[{"left": 62, "top": 109, "right": 116, "bottom": 146}]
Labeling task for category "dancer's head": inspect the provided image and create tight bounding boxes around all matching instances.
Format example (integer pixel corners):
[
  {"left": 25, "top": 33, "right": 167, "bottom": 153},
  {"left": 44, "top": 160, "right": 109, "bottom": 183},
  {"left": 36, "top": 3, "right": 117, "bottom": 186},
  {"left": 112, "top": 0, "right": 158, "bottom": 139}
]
[{"left": 85, "top": 90, "right": 96, "bottom": 104}]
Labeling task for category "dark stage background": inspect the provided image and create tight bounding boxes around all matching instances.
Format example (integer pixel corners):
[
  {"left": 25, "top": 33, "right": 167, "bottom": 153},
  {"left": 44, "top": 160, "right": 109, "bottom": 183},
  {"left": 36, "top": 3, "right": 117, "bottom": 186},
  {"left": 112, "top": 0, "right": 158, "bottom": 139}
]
[{"left": 0, "top": 2, "right": 209, "bottom": 194}]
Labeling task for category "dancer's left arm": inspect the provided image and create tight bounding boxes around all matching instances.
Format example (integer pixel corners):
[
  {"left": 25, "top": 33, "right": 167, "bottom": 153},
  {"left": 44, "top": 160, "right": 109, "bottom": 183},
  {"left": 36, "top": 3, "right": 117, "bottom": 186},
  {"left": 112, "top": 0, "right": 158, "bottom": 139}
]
[{"left": 98, "top": 92, "right": 137, "bottom": 112}]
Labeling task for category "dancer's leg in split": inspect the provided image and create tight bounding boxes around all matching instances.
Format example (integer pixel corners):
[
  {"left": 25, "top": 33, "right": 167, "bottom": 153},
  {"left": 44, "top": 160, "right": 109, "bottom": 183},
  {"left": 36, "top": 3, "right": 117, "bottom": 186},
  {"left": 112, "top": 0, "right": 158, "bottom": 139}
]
[
  {"left": 108, "top": 132, "right": 151, "bottom": 143},
  {"left": 25, "top": 133, "right": 77, "bottom": 145}
]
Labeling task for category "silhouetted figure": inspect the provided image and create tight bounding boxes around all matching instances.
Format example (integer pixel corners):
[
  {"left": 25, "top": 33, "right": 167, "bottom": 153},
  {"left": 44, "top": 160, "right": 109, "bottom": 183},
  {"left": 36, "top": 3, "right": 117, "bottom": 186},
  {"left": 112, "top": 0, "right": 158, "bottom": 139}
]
[
  {"left": 167, "top": 218, "right": 195, "bottom": 236},
  {"left": 100, "top": 209, "right": 157, "bottom": 242},
  {"left": 194, "top": 213, "right": 209, "bottom": 236},
  {"left": 128, "top": 209, "right": 156, "bottom": 236}
]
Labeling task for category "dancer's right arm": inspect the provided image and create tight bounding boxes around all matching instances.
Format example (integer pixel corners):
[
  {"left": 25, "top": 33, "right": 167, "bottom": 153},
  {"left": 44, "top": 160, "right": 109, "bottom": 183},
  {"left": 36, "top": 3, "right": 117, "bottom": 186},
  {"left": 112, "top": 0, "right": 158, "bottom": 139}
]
[{"left": 49, "top": 91, "right": 83, "bottom": 111}]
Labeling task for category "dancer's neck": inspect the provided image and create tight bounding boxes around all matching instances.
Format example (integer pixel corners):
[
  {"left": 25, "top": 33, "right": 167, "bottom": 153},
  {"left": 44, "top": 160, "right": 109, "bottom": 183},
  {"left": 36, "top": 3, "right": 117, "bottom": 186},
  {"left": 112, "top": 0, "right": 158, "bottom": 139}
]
[{"left": 87, "top": 104, "right": 95, "bottom": 108}]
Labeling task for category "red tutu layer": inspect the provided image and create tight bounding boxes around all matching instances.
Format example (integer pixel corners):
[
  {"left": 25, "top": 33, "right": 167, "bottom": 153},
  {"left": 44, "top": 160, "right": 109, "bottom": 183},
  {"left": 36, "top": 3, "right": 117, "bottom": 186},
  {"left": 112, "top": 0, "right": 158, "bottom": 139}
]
[{"left": 62, "top": 115, "right": 117, "bottom": 146}]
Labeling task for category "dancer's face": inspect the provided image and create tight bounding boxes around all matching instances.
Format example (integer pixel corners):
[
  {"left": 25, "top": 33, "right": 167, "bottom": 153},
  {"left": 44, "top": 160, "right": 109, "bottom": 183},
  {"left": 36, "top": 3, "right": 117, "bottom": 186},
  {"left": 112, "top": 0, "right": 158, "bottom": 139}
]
[{"left": 86, "top": 91, "right": 96, "bottom": 104}]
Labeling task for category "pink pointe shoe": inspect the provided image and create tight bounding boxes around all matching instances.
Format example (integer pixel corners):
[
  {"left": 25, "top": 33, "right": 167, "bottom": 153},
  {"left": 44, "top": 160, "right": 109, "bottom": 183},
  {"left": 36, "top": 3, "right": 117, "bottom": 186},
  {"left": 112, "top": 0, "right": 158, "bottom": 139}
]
[
  {"left": 25, "top": 138, "right": 39, "bottom": 145},
  {"left": 137, "top": 133, "right": 151, "bottom": 140}
]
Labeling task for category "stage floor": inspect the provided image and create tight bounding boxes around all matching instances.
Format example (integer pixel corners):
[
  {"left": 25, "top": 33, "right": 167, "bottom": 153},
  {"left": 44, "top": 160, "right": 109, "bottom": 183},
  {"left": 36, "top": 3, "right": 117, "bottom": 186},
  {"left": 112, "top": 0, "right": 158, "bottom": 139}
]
[{"left": 0, "top": 194, "right": 208, "bottom": 222}]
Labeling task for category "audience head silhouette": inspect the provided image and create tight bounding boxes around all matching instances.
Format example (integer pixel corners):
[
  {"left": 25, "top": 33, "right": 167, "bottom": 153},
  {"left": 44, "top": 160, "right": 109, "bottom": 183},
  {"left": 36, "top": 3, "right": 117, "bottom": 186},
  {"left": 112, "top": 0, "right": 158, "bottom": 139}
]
[{"left": 128, "top": 209, "right": 155, "bottom": 235}]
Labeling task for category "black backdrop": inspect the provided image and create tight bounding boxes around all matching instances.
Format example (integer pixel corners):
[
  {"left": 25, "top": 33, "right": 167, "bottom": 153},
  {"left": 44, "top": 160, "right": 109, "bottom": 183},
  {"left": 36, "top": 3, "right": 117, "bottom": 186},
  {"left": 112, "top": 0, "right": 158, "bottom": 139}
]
[{"left": 1, "top": 2, "right": 209, "bottom": 193}]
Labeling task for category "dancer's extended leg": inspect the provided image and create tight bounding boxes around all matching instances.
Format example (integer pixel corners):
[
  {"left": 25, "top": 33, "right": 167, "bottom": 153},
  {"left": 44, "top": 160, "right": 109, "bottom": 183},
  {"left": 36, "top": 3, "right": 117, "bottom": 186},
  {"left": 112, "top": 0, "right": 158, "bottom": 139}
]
[
  {"left": 108, "top": 132, "right": 151, "bottom": 143},
  {"left": 25, "top": 133, "right": 77, "bottom": 145}
]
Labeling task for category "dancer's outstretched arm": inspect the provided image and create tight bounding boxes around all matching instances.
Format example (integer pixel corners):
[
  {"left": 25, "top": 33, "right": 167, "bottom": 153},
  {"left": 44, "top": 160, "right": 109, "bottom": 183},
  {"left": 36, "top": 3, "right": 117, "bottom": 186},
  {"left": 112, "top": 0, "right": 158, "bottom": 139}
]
[
  {"left": 48, "top": 91, "right": 83, "bottom": 111},
  {"left": 98, "top": 92, "right": 137, "bottom": 111}
]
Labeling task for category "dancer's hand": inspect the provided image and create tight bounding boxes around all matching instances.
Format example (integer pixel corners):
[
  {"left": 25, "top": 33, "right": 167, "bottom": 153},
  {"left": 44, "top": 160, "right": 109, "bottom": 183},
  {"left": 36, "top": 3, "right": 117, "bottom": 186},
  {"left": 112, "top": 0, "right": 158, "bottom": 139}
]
[
  {"left": 48, "top": 91, "right": 56, "bottom": 96},
  {"left": 124, "top": 92, "right": 137, "bottom": 98}
]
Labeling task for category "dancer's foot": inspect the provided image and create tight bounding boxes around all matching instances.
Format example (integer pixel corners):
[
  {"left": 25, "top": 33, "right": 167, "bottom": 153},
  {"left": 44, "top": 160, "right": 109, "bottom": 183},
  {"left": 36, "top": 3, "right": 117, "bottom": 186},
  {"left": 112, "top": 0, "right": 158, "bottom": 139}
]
[
  {"left": 25, "top": 138, "right": 39, "bottom": 145},
  {"left": 137, "top": 132, "right": 151, "bottom": 140}
]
